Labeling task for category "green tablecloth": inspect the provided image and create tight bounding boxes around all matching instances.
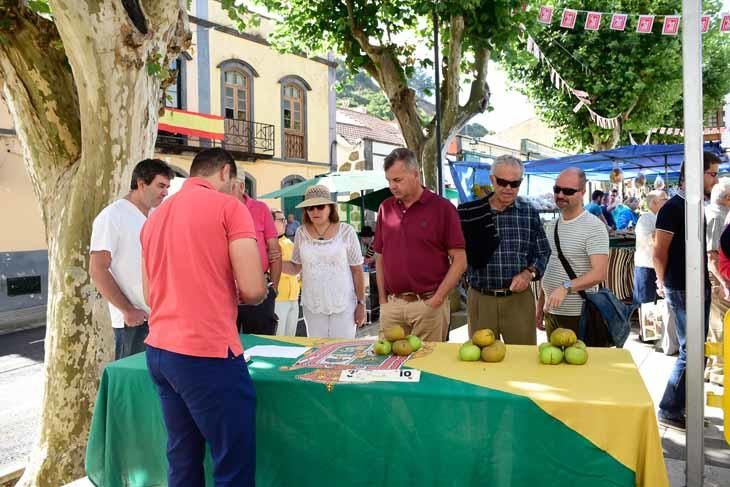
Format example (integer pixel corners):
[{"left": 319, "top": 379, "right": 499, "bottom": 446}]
[{"left": 86, "top": 335, "right": 645, "bottom": 487}]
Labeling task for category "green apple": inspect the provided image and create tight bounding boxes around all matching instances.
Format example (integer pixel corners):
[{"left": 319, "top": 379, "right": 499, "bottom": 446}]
[
  {"left": 538, "top": 342, "right": 552, "bottom": 354},
  {"left": 564, "top": 346, "right": 588, "bottom": 365},
  {"left": 407, "top": 335, "right": 422, "bottom": 352},
  {"left": 459, "top": 344, "right": 481, "bottom": 361},
  {"left": 373, "top": 340, "right": 392, "bottom": 355},
  {"left": 539, "top": 345, "right": 564, "bottom": 365},
  {"left": 573, "top": 340, "right": 587, "bottom": 350}
]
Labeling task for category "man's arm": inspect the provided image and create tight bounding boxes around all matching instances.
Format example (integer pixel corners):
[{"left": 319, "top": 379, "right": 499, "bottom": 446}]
[
  {"left": 141, "top": 257, "right": 149, "bottom": 307},
  {"left": 653, "top": 229, "right": 673, "bottom": 294},
  {"left": 426, "top": 248, "right": 467, "bottom": 309},
  {"left": 375, "top": 253, "right": 387, "bottom": 303},
  {"left": 266, "top": 238, "right": 282, "bottom": 288},
  {"left": 544, "top": 254, "right": 608, "bottom": 311},
  {"left": 230, "top": 238, "right": 267, "bottom": 304},
  {"left": 90, "top": 251, "right": 146, "bottom": 325}
]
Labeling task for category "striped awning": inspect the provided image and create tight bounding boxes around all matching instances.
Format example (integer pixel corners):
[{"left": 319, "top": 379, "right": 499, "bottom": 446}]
[{"left": 158, "top": 108, "right": 225, "bottom": 140}]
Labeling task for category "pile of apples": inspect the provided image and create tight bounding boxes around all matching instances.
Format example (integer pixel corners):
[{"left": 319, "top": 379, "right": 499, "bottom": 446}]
[
  {"left": 373, "top": 326, "right": 422, "bottom": 356},
  {"left": 539, "top": 328, "right": 588, "bottom": 365},
  {"left": 458, "top": 329, "right": 506, "bottom": 363}
]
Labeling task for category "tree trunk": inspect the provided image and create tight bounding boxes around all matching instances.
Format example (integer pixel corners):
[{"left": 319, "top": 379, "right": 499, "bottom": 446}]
[{"left": 0, "top": 2, "right": 190, "bottom": 484}]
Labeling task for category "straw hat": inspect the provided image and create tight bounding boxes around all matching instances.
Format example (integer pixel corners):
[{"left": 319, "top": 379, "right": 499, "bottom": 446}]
[{"left": 296, "top": 184, "right": 336, "bottom": 208}]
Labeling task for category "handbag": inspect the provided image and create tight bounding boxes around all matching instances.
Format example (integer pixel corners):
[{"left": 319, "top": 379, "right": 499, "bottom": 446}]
[{"left": 553, "top": 221, "right": 630, "bottom": 347}]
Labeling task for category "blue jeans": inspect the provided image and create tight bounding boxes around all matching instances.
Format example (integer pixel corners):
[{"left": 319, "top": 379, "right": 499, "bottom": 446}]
[
  {"left": 146, "top": 346, "right": 256, "bottom": 487},
  {"left": 658, "top": 287, "right": 710, "bottom": 418},
  {"left": 113, "top": 323, "right": 148, "bottom": 360}
]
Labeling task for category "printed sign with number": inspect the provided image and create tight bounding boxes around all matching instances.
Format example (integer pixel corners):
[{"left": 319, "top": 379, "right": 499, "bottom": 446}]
[
  {"left": 538, "top": 6, "right": 554, "bottom": 25},
  {"left": 585, "top": 12, "right": 602, "bottom": 31},
  {"left": 560, "top": 9, "right": 577, "bottom": 29},
  {"left": 662, "top": 15, "right": 681, "bottom": 35},
  {"left": 636, "top": 15, "right": 655, "bottom": 34},
  {"left": 610, "top": 14, "right": 628, "bottom": 31},
  {"left": 339, "top": 369, "right": 422, "bottom": 383}
]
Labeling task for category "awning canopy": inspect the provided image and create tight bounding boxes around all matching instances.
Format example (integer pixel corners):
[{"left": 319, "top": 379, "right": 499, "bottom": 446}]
[{"left": 523, "top": 142, "right": 727, "bottom": 178}]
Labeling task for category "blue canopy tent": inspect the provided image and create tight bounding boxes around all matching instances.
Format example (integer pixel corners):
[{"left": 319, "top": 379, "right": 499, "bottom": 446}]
[{"left": 523, "top": 142, "right": 728, "bottom": 179}]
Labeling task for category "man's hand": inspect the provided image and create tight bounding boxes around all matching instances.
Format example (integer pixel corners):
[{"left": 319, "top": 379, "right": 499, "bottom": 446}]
[
  {"left": 723, "top": 285, "right": 730, "bottom": 301},
  {"left": 509, "top": 270, "right": 532, "bottom": 293},
  {"left": 655, "top": 279, "right": 665, "bottom": 299},
  {"left": 123, "top": 307, "right": 147, "bottom": 327},
  {"left": 544, "top": 287, "right": 568, "bottom": 312},
  {"left": 424, "top": 294, "right": 446, "bottom": 309},
  {"left": 535, "top": 306, "right": 545, "bottom": 330},
  {"left": 354, "top": 304, "right": 366, "bottom": 327}
]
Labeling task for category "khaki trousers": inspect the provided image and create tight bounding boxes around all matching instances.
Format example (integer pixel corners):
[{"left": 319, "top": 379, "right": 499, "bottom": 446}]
[
  {"left": 379, "top": 295, "right": 450, "bottom": 342},
  {"left": 467, "top": 288, "right": 537, "bottom": 345},
  {"left": 708, "top": 278, "right": 727, "bottom": 374}
]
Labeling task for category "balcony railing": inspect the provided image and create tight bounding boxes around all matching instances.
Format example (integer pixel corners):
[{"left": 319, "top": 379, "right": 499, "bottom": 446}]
[{"left": 156, "top": 112, "right": 275, "bottom": 160}]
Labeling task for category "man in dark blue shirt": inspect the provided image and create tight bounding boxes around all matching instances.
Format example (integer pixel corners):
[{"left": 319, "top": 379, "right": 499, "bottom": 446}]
[
  {"left": 459, "top": 155, "right": 551, "bottom": 345},
  {"left": 653, "top": 151, "right": 720, "bottom": 430}
]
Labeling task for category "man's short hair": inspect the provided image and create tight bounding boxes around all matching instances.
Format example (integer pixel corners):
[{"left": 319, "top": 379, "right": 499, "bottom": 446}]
[
  {"left": 646, "top": 190, "right": 666, "bottom": 207},
  {"left": 130, "top": 159, "right": 174, "bottom": 190},
  {"left": 491, "top": 155, "right": 524, "bottom": 176},
  {"left": 384, "top": 148, "right": 419, "bottom": 172},
  {"left": 190, "top": 148, "right": 237, "bottom": 179},
  {"left": 591, "top": 189, "right": 604, "bottom": 201},
  {"left": 679, "top": 151, "right": 722, "bottom": 184}
]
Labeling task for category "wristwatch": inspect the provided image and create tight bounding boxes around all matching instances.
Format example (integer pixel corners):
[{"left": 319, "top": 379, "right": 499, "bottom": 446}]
[
  {"left": 525, "top": 266, "right": 538, "bottom": 280},
  {"left": 562, "top": 280, "right": 572, "bottom": 293},
  {"left": 357, "top": 299, "right": 366, "bottom": 306}
]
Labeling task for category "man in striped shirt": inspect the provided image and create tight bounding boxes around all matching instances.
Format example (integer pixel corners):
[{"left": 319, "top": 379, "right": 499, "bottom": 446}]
[{"left": 542, "top": 168, "right": 609, "bottom": 337}]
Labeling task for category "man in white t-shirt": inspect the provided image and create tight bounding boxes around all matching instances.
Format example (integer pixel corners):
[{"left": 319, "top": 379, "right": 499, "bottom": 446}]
[
  {"left": 542, "top": 168, "right": 609, "bottom": 338},
  {"left": 90, "top": 159, "right": 174, "bottom": 360}
]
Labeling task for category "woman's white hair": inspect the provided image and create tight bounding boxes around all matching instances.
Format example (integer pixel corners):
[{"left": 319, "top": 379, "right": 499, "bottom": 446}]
[{"left": 710, "top": 177, "right": 730, "bottom": 204}]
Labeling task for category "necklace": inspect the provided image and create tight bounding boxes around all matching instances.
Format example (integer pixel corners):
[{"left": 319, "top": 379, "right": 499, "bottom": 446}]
[{"left": 313, "top": 223, "right": 332, "bottom": 240}]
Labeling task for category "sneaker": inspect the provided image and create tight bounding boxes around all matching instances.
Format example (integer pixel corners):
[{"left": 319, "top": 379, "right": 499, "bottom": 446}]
[{"left": 658, "top": 411, "right": 686, "bottom": 430}]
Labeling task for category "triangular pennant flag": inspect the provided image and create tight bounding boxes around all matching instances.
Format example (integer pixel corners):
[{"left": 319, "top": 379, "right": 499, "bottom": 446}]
[
  {"left": 538, "top": 6, "right": 554, "bottom": 25},
  {"left": 637, "top": 15, "right": 655, "bottom": 34},
  {"left": 721, "top": 14, "right": 730, "bottom": 33},
  {"left": 701, "top": 15, "right": 711, "bottom": 34},
  {"left": 585, "top": 12, "right": 602, "bottom": 31}
]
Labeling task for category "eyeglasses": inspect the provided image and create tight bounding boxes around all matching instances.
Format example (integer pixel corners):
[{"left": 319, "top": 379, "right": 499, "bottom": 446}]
[
  {"left": 553, "top": 185, "right": 580, "bottom": 196},
  {"left": 705, "top": 171, "right": 719, "bottom": 178},
  {"left": 494, "top": 177, "right": 522, "bottom": 188},
  {"left": 306, "top": 204, "right": 327, "bottom": 211}
]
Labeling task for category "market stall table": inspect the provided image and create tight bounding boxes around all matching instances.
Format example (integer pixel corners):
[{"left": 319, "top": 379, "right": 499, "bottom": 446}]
[{"left": 85, "top": 335, "right": 668, "bottom": 487}]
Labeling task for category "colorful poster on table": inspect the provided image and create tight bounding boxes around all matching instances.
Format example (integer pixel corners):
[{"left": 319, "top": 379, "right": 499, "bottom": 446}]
[{"left": 585, "top": 12, "right": 602, "bottom": 31}]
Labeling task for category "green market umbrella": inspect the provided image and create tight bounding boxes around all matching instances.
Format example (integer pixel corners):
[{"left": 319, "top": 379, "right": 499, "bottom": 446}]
[{"left": 259, "top": 170, "right": 388, "bottom": 199}]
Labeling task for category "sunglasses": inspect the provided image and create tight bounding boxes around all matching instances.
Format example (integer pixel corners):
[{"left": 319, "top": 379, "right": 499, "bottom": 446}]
[
  {"left": 495, "top": 177, "right": 522, "bottom": 188},
  {"left": 553, "top": 185, "right": 580, "bottom": 196},
  {"left": 306, "top": 204, "right": 328, "bottom": 211}
]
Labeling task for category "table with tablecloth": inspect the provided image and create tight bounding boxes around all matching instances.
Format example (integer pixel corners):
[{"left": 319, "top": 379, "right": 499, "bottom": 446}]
[{"left": 85, "top": 334, "right": 667, "bottom": 487}]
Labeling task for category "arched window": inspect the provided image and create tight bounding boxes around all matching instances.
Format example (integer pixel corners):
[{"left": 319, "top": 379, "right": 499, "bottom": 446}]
[
  {"left": 244, "top": 172, "right": 257, "bottom": 198},
  {"left": 219, "top": 60, "right": 259, "bottom": 151},
  {"left": 281, "top": 174, "right": 305, "bottom": 188},
  {"left": 279, "top": 75, "right": 311, "bottom": 160}
]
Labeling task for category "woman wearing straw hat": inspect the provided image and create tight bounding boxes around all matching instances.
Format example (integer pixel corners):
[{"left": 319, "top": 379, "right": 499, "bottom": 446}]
[{"left": 283, "top": 185, "right": 366, "bottom": 338}]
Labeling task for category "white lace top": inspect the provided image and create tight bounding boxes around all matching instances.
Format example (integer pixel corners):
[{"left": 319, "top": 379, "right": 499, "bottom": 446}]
[{"left": 291, "top": 223, "right": 364, "bottom": 314}]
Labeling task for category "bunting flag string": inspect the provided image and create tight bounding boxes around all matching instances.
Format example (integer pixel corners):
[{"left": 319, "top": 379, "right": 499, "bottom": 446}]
[
  {"left": 526, "top": 33, "right": 622, "bottom": 130},
  {"left": 537, "top": 6, "right": 730, "bottom": 35}
]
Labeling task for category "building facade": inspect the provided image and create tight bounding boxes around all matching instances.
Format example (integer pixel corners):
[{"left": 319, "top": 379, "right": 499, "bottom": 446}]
[{"left": 0, "top": 1, "right": 336, "bottom": 316}]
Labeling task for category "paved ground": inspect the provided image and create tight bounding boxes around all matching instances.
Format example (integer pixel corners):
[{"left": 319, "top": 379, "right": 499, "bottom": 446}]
[
  {"left": 2, "top": 320, "right": 728, "bottom": 486},
  {"left": 0, "top": 326, "right": 44, "bottom": 468}
]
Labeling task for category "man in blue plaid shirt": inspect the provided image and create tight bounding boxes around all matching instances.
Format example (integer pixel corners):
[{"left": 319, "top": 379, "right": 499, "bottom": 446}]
[{"left": 460, "top": 155, "right": 550, "bottom": 345}]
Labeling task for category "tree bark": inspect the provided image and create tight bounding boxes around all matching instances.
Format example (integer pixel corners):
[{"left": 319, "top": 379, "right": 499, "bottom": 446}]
[{"left": 0, "top": 2, "right": 190, "bottom": 484}]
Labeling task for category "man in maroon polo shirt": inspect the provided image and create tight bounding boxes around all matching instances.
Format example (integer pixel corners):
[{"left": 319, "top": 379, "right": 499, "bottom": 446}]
[{"left": 373, "top": 148, "right": 467, "bottom": 341}]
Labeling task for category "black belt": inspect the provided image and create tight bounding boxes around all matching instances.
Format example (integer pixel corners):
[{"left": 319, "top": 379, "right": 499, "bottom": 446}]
[{"left": 474, "top": 288, "right": 513, "bottom": 297}]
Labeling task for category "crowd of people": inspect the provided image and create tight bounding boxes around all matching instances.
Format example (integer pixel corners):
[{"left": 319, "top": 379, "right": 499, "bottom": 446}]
[{"left": 87, "top": 146, "right": 725, "bottom": 484}]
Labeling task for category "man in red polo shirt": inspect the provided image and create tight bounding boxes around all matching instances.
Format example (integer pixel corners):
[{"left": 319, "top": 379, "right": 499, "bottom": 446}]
[
  {"left": 141, "top": 148, "right": 266, "bottom": 487},
  {"left": 232, "top": 180, "right": 281, "bottom": 335},
  {"left": 374, "top": 148, "right": 466, "bottom": 341}
]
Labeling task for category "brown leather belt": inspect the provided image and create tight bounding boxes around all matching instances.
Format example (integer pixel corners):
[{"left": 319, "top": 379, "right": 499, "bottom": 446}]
[{"left": 390, "top": 292, "right": 435, "bottom": 302}]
